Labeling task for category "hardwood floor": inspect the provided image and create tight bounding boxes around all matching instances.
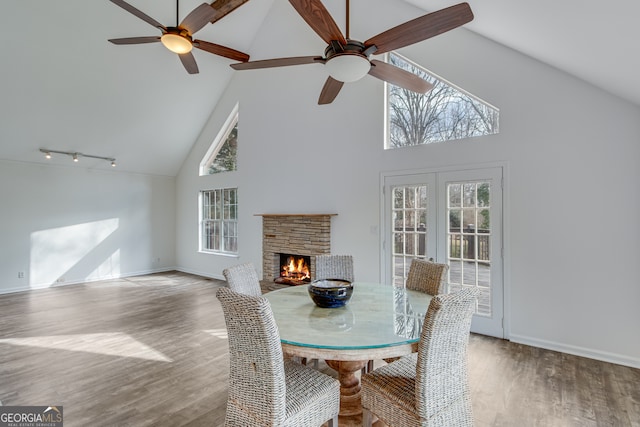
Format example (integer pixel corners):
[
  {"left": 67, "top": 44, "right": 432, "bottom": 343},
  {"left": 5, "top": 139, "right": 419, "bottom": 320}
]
[{"left": 0, "top": 272, "right": 638, "bottom": 426}]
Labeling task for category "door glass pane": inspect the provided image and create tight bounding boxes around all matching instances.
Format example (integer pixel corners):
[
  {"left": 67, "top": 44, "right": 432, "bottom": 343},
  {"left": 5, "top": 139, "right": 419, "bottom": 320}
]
[
  {"left": 392, "top": 184, "right": 429, "bottom": 287},
  {"left": 449, "top": 184, "right": 461, "bottom": 207},
  {"left": 447, "top": 181, "right": 491, "bottom": 316}
]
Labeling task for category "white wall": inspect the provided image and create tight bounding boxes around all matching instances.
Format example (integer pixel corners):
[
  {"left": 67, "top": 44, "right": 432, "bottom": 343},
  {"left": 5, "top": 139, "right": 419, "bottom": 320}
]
[
  {"left": 176, "top": 0, "right": 640, "bottom": 367},
  {"left": 0, "top": 161, "right": 176, "bottom": 293}
]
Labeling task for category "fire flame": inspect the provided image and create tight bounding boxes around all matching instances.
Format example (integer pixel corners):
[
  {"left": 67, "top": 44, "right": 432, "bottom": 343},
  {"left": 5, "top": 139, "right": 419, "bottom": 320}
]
[{"left": 281, "top": 256, "right": 310, "bottom": 280}]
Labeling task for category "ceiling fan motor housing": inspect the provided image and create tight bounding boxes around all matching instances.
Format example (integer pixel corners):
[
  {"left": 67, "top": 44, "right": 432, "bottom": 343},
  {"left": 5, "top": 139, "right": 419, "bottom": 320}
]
[{"left": 324, "top": 39, "right": 367, "bottom": 60}]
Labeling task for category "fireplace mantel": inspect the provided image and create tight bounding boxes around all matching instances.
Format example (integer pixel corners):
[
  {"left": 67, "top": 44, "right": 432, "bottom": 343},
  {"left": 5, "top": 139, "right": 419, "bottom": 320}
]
[{"left": 258, "top": 213, "right": 337, "bottom": 282}]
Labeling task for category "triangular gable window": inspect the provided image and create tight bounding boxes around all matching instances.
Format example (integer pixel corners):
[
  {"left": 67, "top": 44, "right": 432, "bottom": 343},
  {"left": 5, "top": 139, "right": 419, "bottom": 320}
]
[
  {"left": 200, "top": 105, "right": 238, "bottom": 175},
  {"left": 386, "top": 53, "right": 499, "bottom": 149}
]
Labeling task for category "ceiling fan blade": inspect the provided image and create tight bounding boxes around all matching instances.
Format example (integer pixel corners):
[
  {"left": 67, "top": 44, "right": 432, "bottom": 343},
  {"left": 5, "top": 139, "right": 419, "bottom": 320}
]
[
  {"left": 364, "top": 2, "right": 473, "bottom": 55},
  {"left": 108, "top": 36, "right": 161, "bottom": 45},
  {"left": 318, "top": 77, "right": 344, "bottom": 105},
  {"left": 209, "top": 0, "right": 250, "bottom": 24},
  {"left": 109, "top": 0, "right": 166, "bottom": 31},
  {"left": 179, "top": 52, "right": 199, "bottom": 74},
  {"left": 194, "top": 40, "right": 249, "bottom": 62},
  {"left": 230, "top": 56, "right": 325, "bottom": 70},
  {"left": 368, "top": 60, "right": 433, "bottom": 93},
  {"left": 289, "top": 0, "right": 346, "bottom": 45},
  {"left": 180, "top": 3, "right": 218, "bottom": 35}
]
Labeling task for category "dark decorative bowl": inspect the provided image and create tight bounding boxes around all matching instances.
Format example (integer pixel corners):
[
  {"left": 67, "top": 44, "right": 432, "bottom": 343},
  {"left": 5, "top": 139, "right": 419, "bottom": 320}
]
[{"left": 308, "top": 279, "right": 354, "bottom": 308}]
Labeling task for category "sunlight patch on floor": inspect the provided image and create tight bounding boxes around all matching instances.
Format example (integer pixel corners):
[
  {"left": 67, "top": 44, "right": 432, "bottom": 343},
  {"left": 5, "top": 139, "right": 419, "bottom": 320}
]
[
  {"left": 203, "top": 329, "right": 228, "bottom": 339},
  {"left": 0, "top": 332, "right": 172, "bottom": 362}
]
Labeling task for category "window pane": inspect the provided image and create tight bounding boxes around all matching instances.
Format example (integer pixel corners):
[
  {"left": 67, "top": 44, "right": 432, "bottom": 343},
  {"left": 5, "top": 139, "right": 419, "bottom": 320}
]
[
  {"left": 478, "top": 209, "right": 490, "bottom": 231},
  {"left": 463, "top": 183, "right": 476, "bottom": 207},
  {"left": 450, "top": 234, "right": 461, "bottom": 259},
  {"left": 478, "top": 182, "right": 490, "bottom": 207},
  {"left": 405, "top": 187, "right": 415, "bottom": 209},
  {"left": 386, "top": 53, "right": 499, "bottom": 149},
  {"left": 449, "top": 184, "right": 461, "bottom": 207},
  {"left": 393, "top": 210, "right": 404, "bottom": 229},
  {"left": 393, "top": 187, "right": 404, "bottom": 209},
  {"left": 449, "top": 209, "right": 461, "bottom": 230},
  {"left": 394, "top": 233, "right": 404, "bottom": 255},
  {"left": 416, "top": 186, "right": 427, "bottom": 208}
]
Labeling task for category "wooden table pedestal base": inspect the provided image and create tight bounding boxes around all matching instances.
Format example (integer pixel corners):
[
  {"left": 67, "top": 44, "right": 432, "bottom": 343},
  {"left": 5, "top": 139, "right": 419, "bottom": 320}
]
[{"left": 326, "top": 359, "right": 368, "bottom": 426}]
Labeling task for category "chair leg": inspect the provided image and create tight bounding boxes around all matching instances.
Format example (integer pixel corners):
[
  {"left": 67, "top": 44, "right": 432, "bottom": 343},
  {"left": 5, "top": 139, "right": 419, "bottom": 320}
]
[
  {"left": 361, "top": 359, "right": 374, "bottom": 375},
  {"left": 300, "top": 357, "right": 319, "bottom": 369},
  {"left": 327, "top": 415, "right": 338, "bottom": 426},
  {"left": 363, "top": 408, "right": 374, "bottom": 427}
]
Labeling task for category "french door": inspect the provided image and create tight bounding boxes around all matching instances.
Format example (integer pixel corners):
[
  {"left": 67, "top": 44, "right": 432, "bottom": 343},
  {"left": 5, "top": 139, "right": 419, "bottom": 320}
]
[{"left": 382, "top": 167, "right": 504, "bottom": 338}]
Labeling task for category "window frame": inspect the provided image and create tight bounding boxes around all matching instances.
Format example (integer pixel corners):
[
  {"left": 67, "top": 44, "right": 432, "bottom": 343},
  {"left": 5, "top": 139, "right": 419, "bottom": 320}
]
[{"left": 200, "top": 188, "right": 238, "bottom": 255}]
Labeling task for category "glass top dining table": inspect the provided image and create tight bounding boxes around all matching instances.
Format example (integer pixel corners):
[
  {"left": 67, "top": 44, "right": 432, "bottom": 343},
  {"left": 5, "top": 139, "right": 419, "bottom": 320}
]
[
  {"left": 265, "top": 282, "right": 433, "bottom": 355},
  {"left": 264, "top": 281, "right": 433, "bottom": 425}
]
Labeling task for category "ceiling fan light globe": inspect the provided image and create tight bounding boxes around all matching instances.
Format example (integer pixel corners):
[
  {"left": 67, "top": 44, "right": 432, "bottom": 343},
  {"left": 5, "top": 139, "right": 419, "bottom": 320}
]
[
  {"left": 161, "top": 33, "right": 193, "bottom": 54},
  {"left": 325, "top": 54, "right": 370, "bottom": 83}
]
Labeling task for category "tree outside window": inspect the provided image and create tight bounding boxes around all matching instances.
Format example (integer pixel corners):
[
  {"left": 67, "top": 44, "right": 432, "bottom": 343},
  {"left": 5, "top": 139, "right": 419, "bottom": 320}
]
[{"left": 207, "top": 123, "right": 237, "bottom": 174}]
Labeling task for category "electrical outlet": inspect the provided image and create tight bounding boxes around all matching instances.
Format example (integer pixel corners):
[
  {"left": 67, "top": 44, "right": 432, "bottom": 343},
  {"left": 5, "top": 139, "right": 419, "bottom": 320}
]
[
  {"left": 56, "top": 277, "right": 65, "bottom": 283},
  {"left": 18, "top": 271, "right": 24, "bottom": 279}
]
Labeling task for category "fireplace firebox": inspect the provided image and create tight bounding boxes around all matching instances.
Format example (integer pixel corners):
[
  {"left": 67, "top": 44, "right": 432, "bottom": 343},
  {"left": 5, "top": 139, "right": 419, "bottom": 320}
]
[{"left": 275, "top": 253, "right": 311, "bottom": 285}]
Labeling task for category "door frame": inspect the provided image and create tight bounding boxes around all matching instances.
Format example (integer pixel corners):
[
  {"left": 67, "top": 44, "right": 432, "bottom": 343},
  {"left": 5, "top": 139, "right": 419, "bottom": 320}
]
[{"left": 380, "top": 162, "right": 510, "bottom": 339}]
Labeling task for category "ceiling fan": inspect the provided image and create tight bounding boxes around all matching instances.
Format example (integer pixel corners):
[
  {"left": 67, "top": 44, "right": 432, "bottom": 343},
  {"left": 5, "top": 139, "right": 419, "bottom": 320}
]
[
  {"left": 231, "top": 0, "right": 473, "bottom": 104},
  {"left": 108, "top": 0, "right": 250, "bottom": 74}
]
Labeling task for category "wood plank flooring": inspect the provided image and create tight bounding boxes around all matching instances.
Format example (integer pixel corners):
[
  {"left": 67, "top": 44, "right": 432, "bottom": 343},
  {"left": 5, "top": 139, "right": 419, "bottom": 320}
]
[{"left": 0, "top": 271, "right": 638, "bottom": 426}]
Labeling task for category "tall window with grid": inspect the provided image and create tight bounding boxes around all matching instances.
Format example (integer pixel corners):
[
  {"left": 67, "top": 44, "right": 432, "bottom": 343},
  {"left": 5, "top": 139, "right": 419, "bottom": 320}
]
[
  {"left": 200, "top": 188, "right": 238, "bottom": 254},
  {"left": 392, "top": 185, "right": 428, "bottom": 286}
]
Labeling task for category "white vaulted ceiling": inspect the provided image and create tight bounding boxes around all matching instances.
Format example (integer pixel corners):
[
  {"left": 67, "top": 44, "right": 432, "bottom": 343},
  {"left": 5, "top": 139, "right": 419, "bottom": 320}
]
[{"left": 1, "top": 0, "right": 637, "bottom": 176}]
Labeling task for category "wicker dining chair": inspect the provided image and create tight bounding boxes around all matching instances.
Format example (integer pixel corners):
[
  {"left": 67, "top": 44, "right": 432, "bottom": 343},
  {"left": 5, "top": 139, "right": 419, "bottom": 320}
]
[
  {"left": 361, "top": 287, "right": 480, "bottom": 427},
  {"left": 378, "top": 258, "right": 450, "bottom": 370},
  {"left": 315, "top": 254, "right": 354, "bottom": 282},
  {"left": 216, "top": 287, "right": 340, "bottom": 427},
  {"left": 405, "top": 258, "right": 449, "bottom": 296},
  {"left": 222, "top": 262, "right": 262, "bottom": 297}
]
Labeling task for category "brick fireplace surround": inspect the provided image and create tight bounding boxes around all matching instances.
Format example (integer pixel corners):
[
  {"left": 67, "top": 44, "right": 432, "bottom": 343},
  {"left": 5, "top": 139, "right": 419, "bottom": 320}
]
[{"left": 256, "top": 214, "right": 337, "bottom": 282}]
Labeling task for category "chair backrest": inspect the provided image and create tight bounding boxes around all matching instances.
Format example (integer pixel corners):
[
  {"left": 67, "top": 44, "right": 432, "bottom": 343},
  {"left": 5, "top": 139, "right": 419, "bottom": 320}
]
[
  {"left": 216, "top": 287, "right": 287, "bottom": 426},
  {"left": 415, "top": 287, "right": 479, "bottom": 422},
  {"left": 222, "top": 263, "right": 262, "bottom": 296},
  {"left": 315, "top": 254, "right": 354, "bottom": 282},
  {"left": 405, "top": 258, "right": 449, "bottom": 295}
]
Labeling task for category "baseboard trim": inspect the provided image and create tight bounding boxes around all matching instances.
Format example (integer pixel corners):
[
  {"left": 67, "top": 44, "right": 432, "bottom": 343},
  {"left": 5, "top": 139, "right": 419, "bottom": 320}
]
[
  {"left": 0, "top": 267, "right": 176, "bottom": 295},
  {"left": 510, "top": 333, "right": 640, "bottom": 369},
  {"left": 174, "top": 267, "right": 224, "bottom": 282}
]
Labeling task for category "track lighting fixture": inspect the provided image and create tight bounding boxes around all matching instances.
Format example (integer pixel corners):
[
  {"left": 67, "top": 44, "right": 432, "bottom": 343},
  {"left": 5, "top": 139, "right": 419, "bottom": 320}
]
[{"left": 40, "top": 149, "right": 116, "bottom": 167}]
